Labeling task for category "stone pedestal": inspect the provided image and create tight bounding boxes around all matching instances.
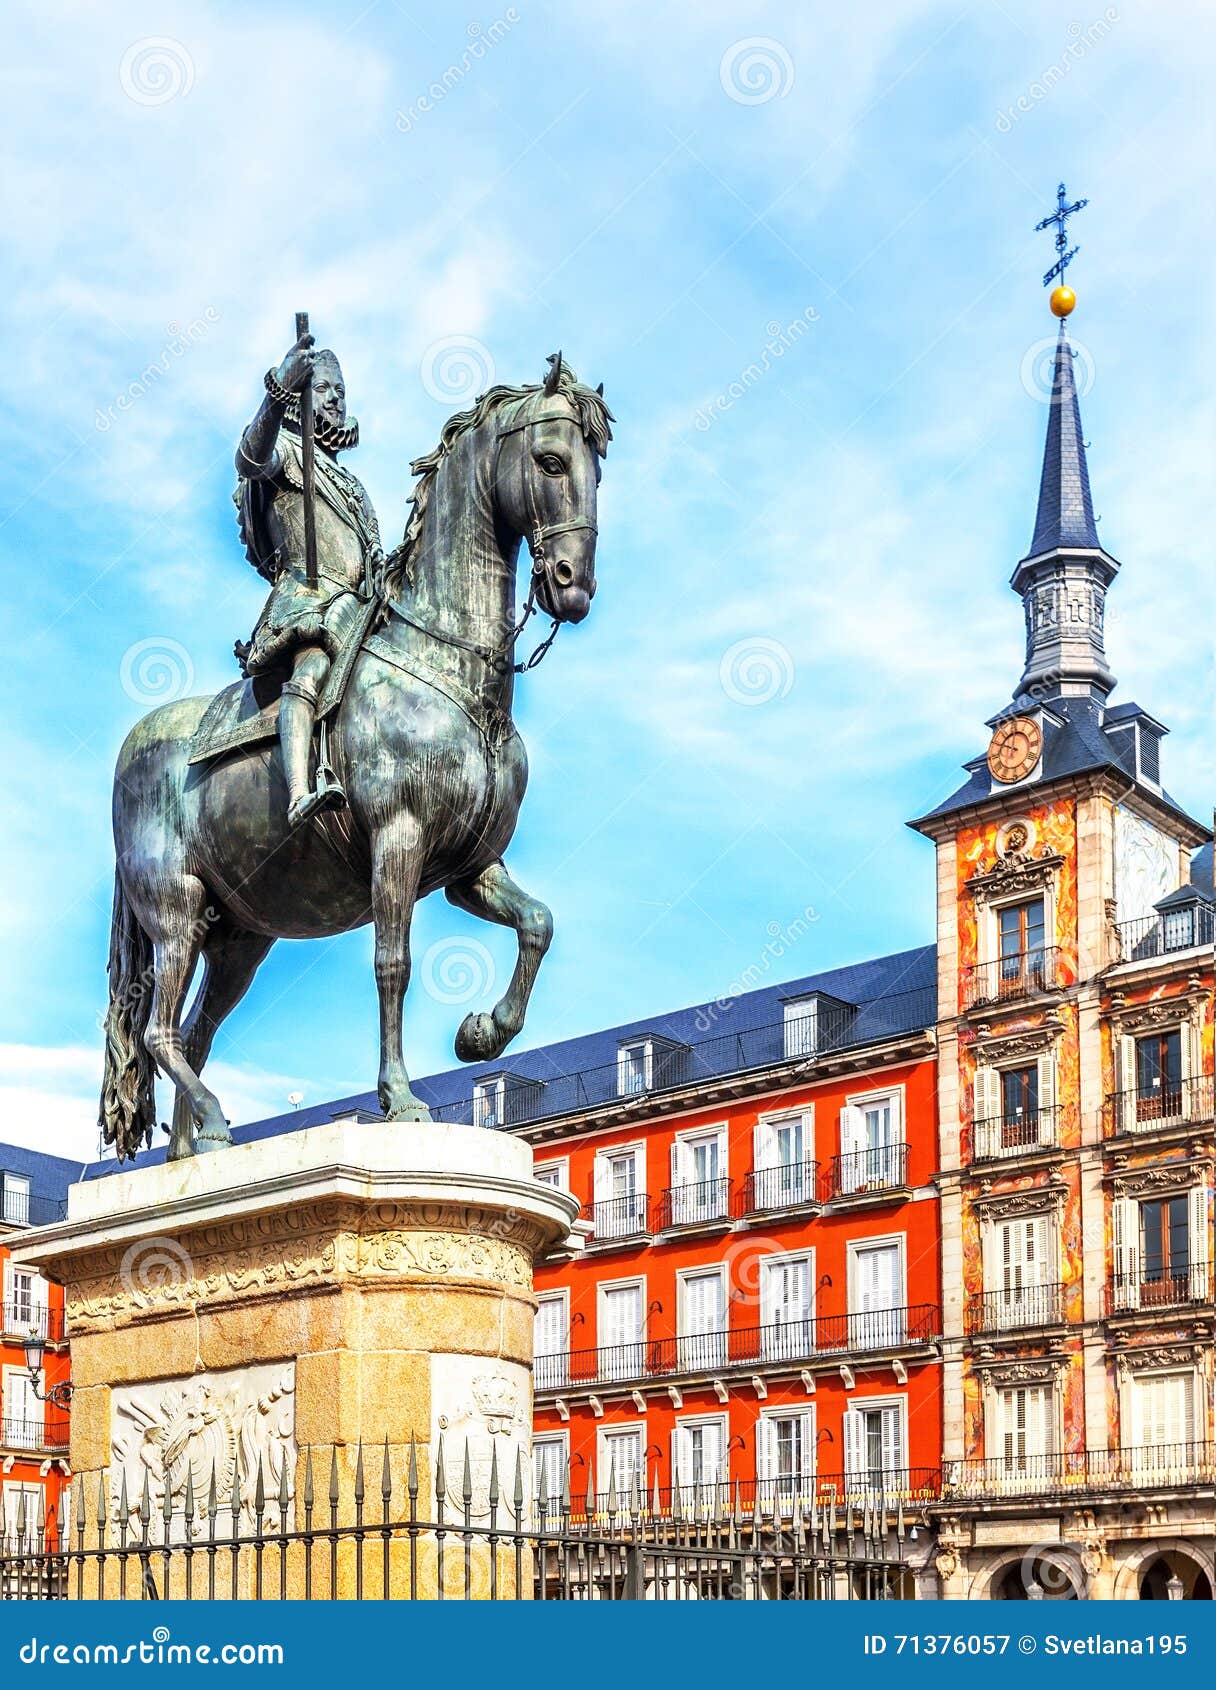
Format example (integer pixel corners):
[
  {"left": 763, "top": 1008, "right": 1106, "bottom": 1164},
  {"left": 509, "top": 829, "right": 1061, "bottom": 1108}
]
[{"left": 15, "top": 1118, "right": 578, "bottom": 1599}]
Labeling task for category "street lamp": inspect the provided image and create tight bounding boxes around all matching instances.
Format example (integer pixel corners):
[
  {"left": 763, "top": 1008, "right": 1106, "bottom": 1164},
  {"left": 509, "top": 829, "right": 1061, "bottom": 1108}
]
[
  {"left": 22, "top": 1329, "right": 73, "bottom": 1409},
  {"left": 1166, "top": 1572, "right": 1185, "bottom": 1601}
]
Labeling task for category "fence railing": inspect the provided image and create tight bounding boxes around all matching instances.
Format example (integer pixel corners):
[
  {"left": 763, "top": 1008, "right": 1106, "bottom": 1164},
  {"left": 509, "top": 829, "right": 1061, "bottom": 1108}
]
[
  {"left": 822, "top": 1143, "right": 909, "bottom": 1199},
  {"left": 0, "top": 1417, "right": 69, "bottom": 1452},
  {"left": 0, "top": 1438, "right": 911, "bottom": 1602},
  {"left": 962, "top": 947, "right": 1062, "bottom": 1011},
  {"left": 1104, "top": 1073, "right": 1215, "bottom": 1136},
  {"left": 1105, "top": 1263, "right": 1213, "bottom": 1315},
  {"left": 544, "top": 1469, "right": 944, "bottom": 1524},
  {"left": 534, "top": 1305, "right": 942, "bottom": 1392},
  {"left": 0, "top": 1303, "right": 64, "bottom": 1343},
  {"left": 965, "top": 1283, "right": 1067, "bottom": 1334},
  {"left": 971, "top": 1106, "right": 1059, "bottom": 1162},
  {"left": 587, "top": 1193, "right": 651, "bottom": 1243},
  {"left": 743, "top": 1160, "right": 821, "bottom": 1214},
  {"left": 943, "top": 1442, "right": 1216, "bottom": 1500},
  {"left": 416, "top": 984, "right": 937, "bottom": 1135},
  {"left": 0, "top": 1189, "right": 68, "bottom": 1229},
  {"left": 657, "top": 1177, "right": 733, "bottom": 1230},
  {"left": 1114, "top": 909, "right": 1214, "bottom": 965}
]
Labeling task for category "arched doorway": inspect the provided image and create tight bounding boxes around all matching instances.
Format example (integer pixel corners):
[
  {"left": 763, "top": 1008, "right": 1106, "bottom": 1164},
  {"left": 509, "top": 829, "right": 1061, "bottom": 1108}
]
[
  {"left": 1139, "top": 1554, "right": 1213, "bottom": 1600},
  {"left": 993, "top": 1554, "right": 1080, "bottom": 1600}
]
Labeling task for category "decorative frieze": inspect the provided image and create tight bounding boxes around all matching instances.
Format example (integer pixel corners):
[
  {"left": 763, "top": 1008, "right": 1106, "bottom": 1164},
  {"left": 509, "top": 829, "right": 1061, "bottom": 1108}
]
[
  {"left": 973, "top": 1181, "right": 1068, "bottom": 1226},
  {"left": 972, "top": 1017, "right": 1066, "bottom": 1065},
  {"left": 1115, "top": 1344, "right": 1208, "bottom": 1377},
  {"left": 966, "top": 851, "right": 1065, "bottom": 904}
]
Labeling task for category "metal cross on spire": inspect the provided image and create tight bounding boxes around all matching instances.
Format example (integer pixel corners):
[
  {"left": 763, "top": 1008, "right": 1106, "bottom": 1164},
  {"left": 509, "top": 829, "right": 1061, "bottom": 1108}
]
[{"left": 1035, "top": 181, "right": 1088, "bottom": 288}]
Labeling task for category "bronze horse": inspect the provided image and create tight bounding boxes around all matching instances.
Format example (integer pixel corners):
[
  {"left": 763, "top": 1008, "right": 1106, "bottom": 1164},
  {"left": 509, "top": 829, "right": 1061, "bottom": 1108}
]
[{"left": 100, "top": 360, "right": 612, "bottom": 1161}]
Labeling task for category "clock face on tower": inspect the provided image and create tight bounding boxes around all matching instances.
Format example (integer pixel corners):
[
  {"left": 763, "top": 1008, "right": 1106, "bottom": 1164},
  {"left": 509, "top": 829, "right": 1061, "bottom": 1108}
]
[{"left": 987, "top": 716, "right": 1043, "bottom": 784}]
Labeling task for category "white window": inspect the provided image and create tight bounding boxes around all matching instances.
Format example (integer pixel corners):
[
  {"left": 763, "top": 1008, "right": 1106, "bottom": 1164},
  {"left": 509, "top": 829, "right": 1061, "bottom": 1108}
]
[
  {"left": 598, "top": 1281, "right": 644, "bottom": 1380},
  {"left": 2, "top": 1365, "right": 44, "bottom": 1450},
  {"left": 673, "top": 1415, "right": 728, "bottom": 1497},
  {"left": 847, "top": 1238, "right": 904, "bottom": 1348},
  {"left": 617, "top": 1041, "right": 649, "bottom": 1097},
  {"left": 753, "top": 1110, "right": 813, "bottom": 1209},
  {"left": 783, "top": 998, "right": 818, "bottom": 1059},
  {"left": 669, "top": 1126, "right": 727, "bottom": 1224},
  {"left": 677, "top": 1268, "right": 727, "bottom": 1369},
  {"left": 2, "top": 1265, "right": 49, "bottom": 1338},
  {"left": 592, "top": 1146, "right": 646, "bottom": 1239},
  {"left": 839, "top": 1091, "right": 903, "bottom": 1192},
  {"left": 987, "top": 1215, "right": 1055, "bottom": 1327},
  {"left": 533, "top": 1159, "right": 567, "bottom": 1191},
  {"left": 995, "top": 1384, "right": 1053, "bottom": 1479},
  {"left": 598, "top": 1426, "right": 644, "bottom": 1501},
  {"left": 1128, "top": 1371, "right": 1194, "bottom": 1465},
  {"left": 534, "top": 1294, "right": 568, "bottom": 1390},
  {"left": 473, "top": 1076, "right": 505, "bottom": 1129},
  {"left": 1, "top": 1481, "right": 44, "bottom": 1549},
  {"left": 1, "top": 1176, "right": 30, "bottom": 1226},
  {"left": 532, "top": 1434, "right": 567, "bottom": 1513},
  {"left": 1111, "top": 1187, "right": 1209, "bottom": 1311},
  {"left": 758, "top": 1408, "right": 815, "bottom": 1510},
  {"left": 843, "top": 1398, "right": 905, "bottom": 1497},
  {"left": 761, "top": 1253, "right": 814, "bottom": 1359}
]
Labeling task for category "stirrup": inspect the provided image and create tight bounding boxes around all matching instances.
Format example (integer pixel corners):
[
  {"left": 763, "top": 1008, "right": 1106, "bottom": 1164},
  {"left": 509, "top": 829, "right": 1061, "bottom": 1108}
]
[{"left": 288, "top": 780, "right": 347, "bottom": 829}]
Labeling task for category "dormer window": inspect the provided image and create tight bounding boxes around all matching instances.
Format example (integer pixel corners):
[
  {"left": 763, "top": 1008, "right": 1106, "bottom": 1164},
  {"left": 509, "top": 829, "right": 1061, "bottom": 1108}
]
[
  {"left": 472, "top": 1072, "right": 541, "bottom": 1129},
  {"left": 615, "top": 1036, "right": 685, "bottom": 1098},
  {"left": 781, "top": 992, "right": 854, "bottom": 1060},
  {"left": 1153, "top": 887, "right": 1214, "bottom": 955}
]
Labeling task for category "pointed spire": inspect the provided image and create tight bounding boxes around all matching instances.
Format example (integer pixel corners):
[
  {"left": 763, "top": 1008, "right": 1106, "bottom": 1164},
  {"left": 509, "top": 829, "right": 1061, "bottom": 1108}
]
[{"left": 1027, "top": 321, "right": 1099, "bottom": 557}]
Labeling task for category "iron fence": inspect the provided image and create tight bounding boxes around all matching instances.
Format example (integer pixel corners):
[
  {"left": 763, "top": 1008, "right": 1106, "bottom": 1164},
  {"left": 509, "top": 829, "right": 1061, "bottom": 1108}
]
[
  {"left": 1, "top": 1302, "right": 64, "bottom": 1343},
  {"left": 943, "top": 1441, "right": 1216, "bottom": 1500},
  {"left": 743, "top": 1159, "right": 821, "bottom": 1214},
  {"left": 965, "top": 1283, "right": 1067, "bottom": 1334},
  {"left": 971, "top": 1106, "right": 1059, "bottom": 1162},
  {"left": 962, "top": 947, "right": 1063, "bottom": 1011},
  {"left": 657, "top": 1177, "right": 733, "bottom": 1230},
  {"left": 823, "top": 1142, "right": 909, "bottom": 1199},
  {"left": 1105, "top": 1262, "right": 1213, "bottom": 1315},
  {"left": 1104, "top": 1073, "right": 1214, "bottom": 1137},
  {"left": 0, "top": 1416, "right": 69, "bottom": 1452},
  {"left": 0, "top": 1438, "right": 912, "bottom": 1602},
  {"left": 0, "top": 1188, "right": 68, "bottom": 1229},
  {"left": 534, "top": 1305, "right": 942, "bottom": 1392},
  {"left": 1114, "top": 910, "right": 1214, "bottom": 964}
]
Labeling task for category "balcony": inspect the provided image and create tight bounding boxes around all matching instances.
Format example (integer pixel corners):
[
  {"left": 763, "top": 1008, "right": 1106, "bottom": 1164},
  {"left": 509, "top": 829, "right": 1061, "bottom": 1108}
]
[
  {"left": 1, "top": 1303, "right": 65, "bottom": 1344},
  {"left": 0, "top": 1417, "right": 69, "bottom": 1453},
  {"left": 1114, "top": 909, "right": 1214, "bottom": 966},
  {"left": 567, "top": 1468, "right": 945, "bottom": 1519},
  {"left": 1104, "top": 1073, "right": 1214, "bottom": 1138},
  {"left": 962, "top": 947, "right": 1062, "bottom": 1012},
  {"left": 971, "top": 1105, "right": 1059, "bottom": 1163},
  {"left": 1105, "top": 1263, "right": 1213, "bottom": 1317},
  {"left": 586, "top": 1193, "right": 650, "bottom": 1246},
  {"left": 822, "top": 1143, "right": 909, "bottom": 1202},
  {"left": 742, "top": 1159, "right": 821, "bottom": 1216},
  {"left": 534, "top": 1304, "right": 942, "bottom": 1394},
  {"left": 944, "top": 1442, "right": 1216, "bottom": 1501},
  {"left": 657, "top": 1177, "right": 733, "bottom": 1232},
  {"left": 965, "top": 1283, "right": 1067, "bottom": 1335},
  {"left": 0, "top": 1188, "right": 67, "bottom": 1229}
]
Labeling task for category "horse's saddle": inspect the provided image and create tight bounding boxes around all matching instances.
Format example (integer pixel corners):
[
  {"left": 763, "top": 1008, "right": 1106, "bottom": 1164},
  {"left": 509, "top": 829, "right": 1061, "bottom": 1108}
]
[{"left": 187, "top": 597, "right": 379, "bottom": 767}]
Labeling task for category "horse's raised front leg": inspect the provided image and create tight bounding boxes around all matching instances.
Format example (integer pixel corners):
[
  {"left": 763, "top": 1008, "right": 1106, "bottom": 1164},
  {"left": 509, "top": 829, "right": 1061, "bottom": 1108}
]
[
  {"left": 141, "top": 875, "right": 232, "bottom": 1158},
  {"left": 169, "top": 926, "right": 275, "bottom": 1159},
  {"left": 446, "top": 860, "right": 553, "bottom": 1063},
  {"left": 371, "top": 819, "right": 432, "bottom": 1122}
]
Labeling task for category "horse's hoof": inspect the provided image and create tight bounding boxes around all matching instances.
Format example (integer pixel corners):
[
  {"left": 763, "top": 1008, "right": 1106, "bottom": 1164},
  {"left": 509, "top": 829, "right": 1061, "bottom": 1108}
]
[
  {"left": 385, "top": 1100, "right": 433, "bottom": 1123},
  {"left": 455, "top": 1012, "right": 503, "bottom": 1063},
  {"left": 195, "top": 1133, "right": 232, "bottom": 1154}
]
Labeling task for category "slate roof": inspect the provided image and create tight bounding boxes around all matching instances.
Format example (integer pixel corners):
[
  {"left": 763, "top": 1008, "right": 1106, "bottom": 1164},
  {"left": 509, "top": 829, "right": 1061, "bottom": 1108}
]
[
  {"left": 0, "top": 1142, "right": 88, "bottom": 1223},
  {"left": 81, "top": 943, "right": 939, "bottom": 1180},
  {"left": 1191, "top": 841, "right": 1214, "bottom": 892},
  {"left": 1024, "top": 321, "right": 1100, "bottom": 558}
]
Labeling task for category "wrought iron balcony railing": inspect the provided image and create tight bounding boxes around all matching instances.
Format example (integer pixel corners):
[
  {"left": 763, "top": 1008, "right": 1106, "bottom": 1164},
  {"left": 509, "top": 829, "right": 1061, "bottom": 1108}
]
[
  {"left": 0, "top": 1189, "right": 67, "bottom": 1229},
  {"left": 743, "top": 1159, "right": 821, "bottom": 1214},
  {"left": 1104, "top": 1073, "right": 1215, "bottom": 1137},
  {"left": 0, "top": 1303, "right": 64, "bottom": 1343},
  {"left": 587, "top": 1193, "right": 650, "bottom": 1244},
  {"left": 965, "top": 1282, "right": 1067, "bottom": 1334},
  {"left": 962, "top": 947, "right": 1062, "bottom": 1011},
  {"left": 822, "top": 1143, "right": 909, "bottom": 1200},
  {"left": 1114, "top": 909, "right": 1214, "bottom": 965},
  {"left": 944, "top": 1442, "right": 1216, "bottom": 1500},
  {"left": 971, "top": 1105, "right": 1059, "bottom": 1162},
  {"left": 657, "top": 1177, "right": 733, "bottom": 1230},
  {"left": 0, "top": 1418, "right": 69, "bottom": 1453},
  {"left": 534, "top": 1305, "right": 942, "bottom": 1392},
  {"left": 550, "top": 1468, "right": 945, "bottom": 1522},
  {"left": 1105, "top": 1262, "right": 1213, "bottom": 1316}
]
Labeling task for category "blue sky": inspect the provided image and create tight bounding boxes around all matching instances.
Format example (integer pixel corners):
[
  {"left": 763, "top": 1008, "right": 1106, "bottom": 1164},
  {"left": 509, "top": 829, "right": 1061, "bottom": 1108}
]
[{"left": 1, "top": 0, "right": 1212, "bottom": 1161}]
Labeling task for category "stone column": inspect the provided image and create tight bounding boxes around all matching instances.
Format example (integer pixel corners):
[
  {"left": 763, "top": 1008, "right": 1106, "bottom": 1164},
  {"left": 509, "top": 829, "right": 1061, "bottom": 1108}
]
[{"left": 14, "top": 1118, "right": 577, "bottom": 1599}]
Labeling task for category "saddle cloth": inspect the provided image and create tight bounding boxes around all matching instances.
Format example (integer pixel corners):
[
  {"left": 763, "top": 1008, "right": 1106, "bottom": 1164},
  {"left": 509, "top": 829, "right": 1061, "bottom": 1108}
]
[{"left": 186, "top": 597, "right": 379, "bottom": 766}]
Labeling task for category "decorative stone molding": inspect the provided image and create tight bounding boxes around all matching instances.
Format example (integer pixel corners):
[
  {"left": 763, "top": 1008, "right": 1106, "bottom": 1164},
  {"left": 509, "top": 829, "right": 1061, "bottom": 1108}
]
[
  {"left": 972, "top": 1017, "right": 1066, "bottom": 1066},
  {"left": 966, "top": 851, "right": 1064, "bottom": 903},
  {"left": 1116, "top": 1344, "right": 1207, "bottom": 1377},
  {"left": 1108, "top": 1158, "right": 1211, "bottom": 1199},
  {"left": 973, "top": 1182, "right": 1068, "bottom": 1228},
  {"left": 1107, "top": 986, "right": 1206, "bottom": 1036},
  {"left": 978, "top": 1356, "right": 1066, "bottom": 1386}
]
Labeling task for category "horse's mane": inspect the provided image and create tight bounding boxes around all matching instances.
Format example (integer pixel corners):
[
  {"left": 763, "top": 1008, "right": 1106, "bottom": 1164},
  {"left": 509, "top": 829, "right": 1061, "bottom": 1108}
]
[{"left": 382, "top": 363, "right": 613, "bottom": 596}]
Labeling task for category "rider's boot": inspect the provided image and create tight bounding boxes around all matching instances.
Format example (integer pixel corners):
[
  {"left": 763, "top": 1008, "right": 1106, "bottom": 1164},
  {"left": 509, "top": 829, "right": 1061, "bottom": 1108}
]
[{"left": 280, "top": 676, "right": 346, "bottom": 829}]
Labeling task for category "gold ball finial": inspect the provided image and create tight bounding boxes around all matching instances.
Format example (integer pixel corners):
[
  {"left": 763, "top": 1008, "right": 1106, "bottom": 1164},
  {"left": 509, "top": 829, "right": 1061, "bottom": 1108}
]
[{"left": 1049, "top": 284, "right": 1076, "bottom": 318}]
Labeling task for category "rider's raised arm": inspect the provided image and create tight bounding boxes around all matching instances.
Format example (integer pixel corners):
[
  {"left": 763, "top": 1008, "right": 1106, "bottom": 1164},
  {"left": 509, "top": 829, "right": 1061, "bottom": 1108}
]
[{"left": 236, "top": 334, "right": 315, "bottom": 481}]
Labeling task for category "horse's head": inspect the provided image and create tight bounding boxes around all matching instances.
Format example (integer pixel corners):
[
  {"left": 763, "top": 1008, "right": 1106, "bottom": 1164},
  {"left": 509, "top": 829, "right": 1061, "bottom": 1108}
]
[{"left": 494, "top": 355, "right": 612, "bottom": 625}]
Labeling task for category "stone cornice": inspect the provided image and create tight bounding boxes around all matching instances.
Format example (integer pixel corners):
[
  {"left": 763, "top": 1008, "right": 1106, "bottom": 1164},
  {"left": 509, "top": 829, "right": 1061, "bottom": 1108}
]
[
  {"left": 966, "top": 851, "right": 1065, "bottom": 903},
  {"left": 971, "top": 1017, "right": 1067, "bottom": 1065}
]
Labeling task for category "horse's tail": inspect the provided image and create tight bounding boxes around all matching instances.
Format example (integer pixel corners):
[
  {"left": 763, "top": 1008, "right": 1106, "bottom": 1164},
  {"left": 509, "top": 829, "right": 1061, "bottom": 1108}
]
[{"left": 98, "top": 873, "right": 157, "bottom": 1161}]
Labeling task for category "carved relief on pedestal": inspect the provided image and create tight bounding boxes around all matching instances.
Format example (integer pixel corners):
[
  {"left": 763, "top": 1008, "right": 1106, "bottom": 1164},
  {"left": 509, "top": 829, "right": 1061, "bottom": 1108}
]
[
  {"left": 110, "top": 1362, "right": 295, "bottom": 1534},
  {"left": 431, "top": 1354, "right": 531, "bottom": 1522}
]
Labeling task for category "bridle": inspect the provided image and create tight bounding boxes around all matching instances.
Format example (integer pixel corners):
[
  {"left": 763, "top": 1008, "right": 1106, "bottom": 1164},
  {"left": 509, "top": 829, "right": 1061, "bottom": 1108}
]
[{"left": 380, "top": 389, "right": 596, "bottom": 676}]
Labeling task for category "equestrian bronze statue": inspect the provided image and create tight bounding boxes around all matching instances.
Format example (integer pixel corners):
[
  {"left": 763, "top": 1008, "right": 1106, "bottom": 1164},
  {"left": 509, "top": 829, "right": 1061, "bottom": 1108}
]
[{"left": 99, "top": 335, "right": 612, "bottom": 1162}]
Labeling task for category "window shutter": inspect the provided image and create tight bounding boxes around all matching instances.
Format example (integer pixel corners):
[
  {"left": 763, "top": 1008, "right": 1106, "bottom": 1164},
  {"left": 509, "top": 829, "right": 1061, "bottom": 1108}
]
[
  {"left": 1036, "top": 1054, "right": 1057, "bottom": 1139},
  {"left": 1189, "top": 1186, "right": 1210, "bottom": 1297},
  {"left": 592, "top": 1155, "right": 609, "bottom": 1208},
  {"left": 974, "top": 1066, "right": 1000, "bottom": 1124},
  {"left": 1111, "top": 1197, "right": 1141, "bottom": 1310},
  {"left": 880, "top": 1405, "right": 903, "bottom": 1478},
  {"left": 1, "top": 1259, "right": 11, "bottom": 1315},
  {"left": 1179, "top": 1021, "right": 1194, "bottom": 1116},
  {"left": 842, "top": 1409, "right": 864, "bottom": 1482},
  {"left": 799, "top": 1412, "right": 816, "bottom": 1484},
  {"left": 754, "top": 1117, "right": 772, "bottom": 1173},
  {"left": 1033, "top": 1216, "right": 1052, "bottom": 1289},
  {"left": 1115, "top": 1035, "right": 1136, "bottom": 1129},
  {"left": 840, "top": 1105, "right": 864, "bottom": 1159},
  {"left": 756, "top": 1416, "right": 775, "bottom": 1481}
]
